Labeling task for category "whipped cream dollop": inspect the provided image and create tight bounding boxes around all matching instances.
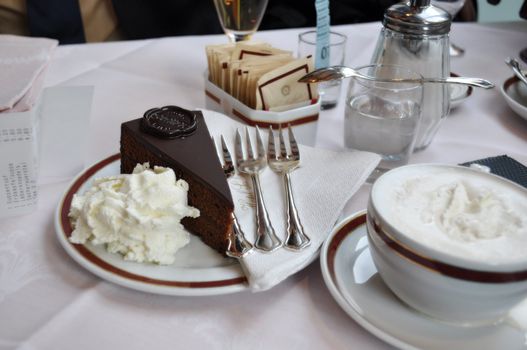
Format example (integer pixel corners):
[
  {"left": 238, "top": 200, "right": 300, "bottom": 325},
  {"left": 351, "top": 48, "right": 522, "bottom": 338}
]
[
  {"left": 374, "top": 166, "right": 527, "bottom": 264},
  {"left": 69, "top": 163, "right": 200, "bottom": 265}
]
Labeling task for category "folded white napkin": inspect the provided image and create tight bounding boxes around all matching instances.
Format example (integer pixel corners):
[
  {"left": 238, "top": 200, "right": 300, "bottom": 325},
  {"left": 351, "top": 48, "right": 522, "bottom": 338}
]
[
  {"left": 0, "top": 35, "right": 58, "bottom": 113},
  {"left": 202, "top": 110, "right": 380, "bottom": 291}
]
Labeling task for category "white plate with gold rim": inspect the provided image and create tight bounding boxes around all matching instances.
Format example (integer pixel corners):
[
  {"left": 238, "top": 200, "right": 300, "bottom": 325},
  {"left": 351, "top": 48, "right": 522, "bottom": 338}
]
[
  {"left": 320, "top": 211, "right": 527, "bottom": 350},
  {"left": 55, "top": 154, "right": 248, "bottom": 296}
]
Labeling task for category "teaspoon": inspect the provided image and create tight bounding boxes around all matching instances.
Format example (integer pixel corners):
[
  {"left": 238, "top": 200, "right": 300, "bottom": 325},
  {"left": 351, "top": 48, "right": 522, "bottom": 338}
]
[{"left": 298, "top": 65, "right": 494, "bottom": 89}]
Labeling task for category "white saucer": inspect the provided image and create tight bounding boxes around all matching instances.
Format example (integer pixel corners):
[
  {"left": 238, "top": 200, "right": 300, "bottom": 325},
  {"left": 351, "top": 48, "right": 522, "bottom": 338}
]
[
  {"left": 55, "top": 154, "right": 248, "bottom": 296},
  {"left": 450, "top": 72, "right": 472, "bottom": 109},
  {"left": 449, "top": 84, "right": 471, "bottom": 109},
  {"left": 320, "top": 211, "right": 527, "bottom": 350},
  {"left": 501, "top": 76, "right": 527, "bottom": 121}
]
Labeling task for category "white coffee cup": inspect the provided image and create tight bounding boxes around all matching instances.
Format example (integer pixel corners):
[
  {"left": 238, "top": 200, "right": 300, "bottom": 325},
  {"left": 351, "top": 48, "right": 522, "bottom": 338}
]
[{"left": 367, "top": 163, "right": 527, "bottom": 326}]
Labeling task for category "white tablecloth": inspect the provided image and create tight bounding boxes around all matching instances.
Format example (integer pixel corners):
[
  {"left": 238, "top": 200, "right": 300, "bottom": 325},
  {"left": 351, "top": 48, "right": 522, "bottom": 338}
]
[{"left": 1, "top": 21, "right": 527, "bottom": 350}]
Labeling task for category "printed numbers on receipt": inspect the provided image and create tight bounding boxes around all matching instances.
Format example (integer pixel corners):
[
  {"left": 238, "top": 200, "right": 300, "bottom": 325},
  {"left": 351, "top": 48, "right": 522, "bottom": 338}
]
[{"left": 0, "top": 126, "right": 38, "bottom": 217}]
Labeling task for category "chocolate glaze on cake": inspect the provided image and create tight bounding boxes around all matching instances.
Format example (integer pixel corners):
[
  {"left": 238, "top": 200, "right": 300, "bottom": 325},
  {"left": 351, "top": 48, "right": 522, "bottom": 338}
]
[{"left": 120, "top": 107, "right": 233, "bottom": 255}]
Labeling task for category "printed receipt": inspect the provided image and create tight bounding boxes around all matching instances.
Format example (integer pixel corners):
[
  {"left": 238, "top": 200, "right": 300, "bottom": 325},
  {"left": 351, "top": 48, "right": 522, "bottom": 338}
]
[
  {"left": 0, "top": 86, "right": 93, "bottom": 219},
  {"left": 0, "top": 111, "right": 38, "bottom": 218}
]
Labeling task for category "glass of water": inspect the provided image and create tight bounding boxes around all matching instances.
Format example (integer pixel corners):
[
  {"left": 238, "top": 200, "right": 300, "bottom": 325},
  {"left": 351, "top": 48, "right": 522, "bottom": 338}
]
[{"left": 344, "top": 64, "right": 423, "bottom": 180}]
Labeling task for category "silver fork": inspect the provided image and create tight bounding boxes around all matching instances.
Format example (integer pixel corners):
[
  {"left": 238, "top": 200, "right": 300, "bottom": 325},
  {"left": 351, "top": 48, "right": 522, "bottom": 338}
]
[
  {"left": 213, "top": 135, "right": 253, "bottom": 258},
  {"left": 235, "top": 127, "right": 282, "bottom": 252},
  {"left": 268, "top": 125, "right": 310, "bottom": 250}
]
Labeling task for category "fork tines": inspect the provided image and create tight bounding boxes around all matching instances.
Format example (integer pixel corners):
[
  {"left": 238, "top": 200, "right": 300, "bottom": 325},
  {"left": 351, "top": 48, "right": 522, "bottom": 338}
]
[
  {"left": 235, "top": 129, "right": 243, "bottom": 163},
  {"left": 236, "top": 126, "right": 265, "bottom": 161},
  {"left": 268, "top": 127, "right": 276, "bottom": 159},
  {"left": 220, "top": 135, "right": 234, "bottom": 175},
  {"left": 245, "top": 127, "right": 255, "bottom": 160},
  {"left": 268, "top": 124, "right": 300, "bottom": 161},
  {"left": 212, "top": 134, "right": 254, "bottom": 258},
  {"left": 267, "top": 124, "right": 308, "bottom": 250},
  {"left": 287, "top": 125, "right": 299, "bottom": 160},
  {"left": 235, "top": 126, "right": 282, "bottom": 252}
]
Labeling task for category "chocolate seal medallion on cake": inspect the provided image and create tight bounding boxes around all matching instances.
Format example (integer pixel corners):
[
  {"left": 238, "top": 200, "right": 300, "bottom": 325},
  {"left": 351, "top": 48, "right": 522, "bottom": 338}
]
[{"left": 141, "top": 106, "right": 198, "bottom": 139}]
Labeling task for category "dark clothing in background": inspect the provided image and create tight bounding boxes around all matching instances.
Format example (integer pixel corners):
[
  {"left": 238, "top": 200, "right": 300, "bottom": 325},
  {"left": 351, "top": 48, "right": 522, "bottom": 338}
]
[
  {"left": 27, "top": 0, "right": 86, "bottom": 44},
  {"left": 262, "top": 0, "right": 398, "bottom": 29},
  {"left": 111, "top": 0, "right": 400, "bottom": 40},
  {"left": 262, "top": 0, "right": 474, "bottom": 27},
  {"left": 0, "top": 0, "right": 499, "bottom": 43},
  {"left": 110, "top": 0, "right": 223, "bottom": 39},
  {"left": 0, "top": 0, "right": 120, "bottom": 43}
]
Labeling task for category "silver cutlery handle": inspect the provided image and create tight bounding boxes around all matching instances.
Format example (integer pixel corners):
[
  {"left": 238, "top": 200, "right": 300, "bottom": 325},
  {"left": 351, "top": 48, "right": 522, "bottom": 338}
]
[
  {"left": 283, "top": 172, "right": 310, "bottom": 250},
  {"left": 508, "top": 59, "right": 527, "bottom": 86},
  {"left": 251, "top": 174, "right": 282, "bottom": 252},
  {"left": 299, "top": 66, "right": 495, "bottom": 89},
  {"left": 437, "top": 77, "right": 495, "bottom": 89},
  {"left": 226, "top": 212, "right": 253, "bottom": 258}
]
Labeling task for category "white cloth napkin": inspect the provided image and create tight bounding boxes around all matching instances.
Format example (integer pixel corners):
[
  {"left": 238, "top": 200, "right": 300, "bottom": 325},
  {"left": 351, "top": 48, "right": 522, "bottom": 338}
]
[
  {"left": 202, "top": 110, "right": 380, "bottom": 291},
  {"left": 0, "top": 35, "right": 58, "bottom": 113}
]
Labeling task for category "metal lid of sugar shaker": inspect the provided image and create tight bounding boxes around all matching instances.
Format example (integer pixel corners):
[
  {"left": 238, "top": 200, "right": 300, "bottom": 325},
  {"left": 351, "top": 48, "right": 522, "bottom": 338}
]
[{"left": 383, "top": 0, "right": 451, "bottom": 36}]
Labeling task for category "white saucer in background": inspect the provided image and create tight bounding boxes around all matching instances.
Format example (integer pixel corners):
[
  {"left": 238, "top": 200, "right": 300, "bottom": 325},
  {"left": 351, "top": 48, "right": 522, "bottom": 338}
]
[
  {"left": 450, "top": 73, "right": 472, "bottom": 109},
  {"left": 320, "top": 211, "right": 527, "bottom": 350},
  {"left": 501, "top": 76, "right": 527, "bottom": 121}
]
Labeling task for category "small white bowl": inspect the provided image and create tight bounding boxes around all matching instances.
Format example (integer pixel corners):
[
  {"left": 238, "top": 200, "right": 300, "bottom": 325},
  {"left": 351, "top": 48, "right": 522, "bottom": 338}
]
[
  {"left": 501, "top": 76, "right": 527, "bottom": 121},
  {"left": 367, "top": 164, "right": 527, "bottom": 326}
]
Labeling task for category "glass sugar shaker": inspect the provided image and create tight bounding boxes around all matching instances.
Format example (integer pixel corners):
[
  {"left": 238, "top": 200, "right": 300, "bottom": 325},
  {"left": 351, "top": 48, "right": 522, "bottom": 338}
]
[{"left": 370, "top": 0, "right": 451, "bottom": 150}]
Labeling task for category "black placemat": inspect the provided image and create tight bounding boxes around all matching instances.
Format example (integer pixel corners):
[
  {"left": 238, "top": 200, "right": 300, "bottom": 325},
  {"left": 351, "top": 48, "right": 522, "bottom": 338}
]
[{"left": 461, "top": 155, "right": 527, "bottom": 188}]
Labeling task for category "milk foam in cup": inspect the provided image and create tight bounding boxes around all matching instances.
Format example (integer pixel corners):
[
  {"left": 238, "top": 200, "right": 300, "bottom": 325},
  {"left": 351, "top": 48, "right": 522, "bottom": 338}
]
[{"left": 373, "top": 165, "right": 527, "bottom": 265}]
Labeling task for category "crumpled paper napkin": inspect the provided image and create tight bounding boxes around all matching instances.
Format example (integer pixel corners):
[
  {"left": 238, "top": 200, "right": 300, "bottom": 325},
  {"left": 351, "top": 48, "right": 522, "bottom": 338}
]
[
  {"left": 0, "top": 35, "right": 58, "bottom": 113},
  {"left": 202, "top": 110, "right": 380, "bottom": 291}
]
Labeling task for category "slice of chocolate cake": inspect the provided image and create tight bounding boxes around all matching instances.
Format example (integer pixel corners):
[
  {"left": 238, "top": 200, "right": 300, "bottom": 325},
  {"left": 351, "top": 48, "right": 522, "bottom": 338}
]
[{"left": 120, "top": 106, "right": 233, "bottom": 255}]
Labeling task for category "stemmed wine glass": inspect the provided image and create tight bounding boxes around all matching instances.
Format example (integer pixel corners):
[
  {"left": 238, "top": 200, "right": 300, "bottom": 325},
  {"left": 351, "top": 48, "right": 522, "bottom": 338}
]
[
  {"left": 213, "top": 0, "right": 269, "bottom": 42},
  {"left": 431, "top": 0, "right": 466, "bottom": 57}
]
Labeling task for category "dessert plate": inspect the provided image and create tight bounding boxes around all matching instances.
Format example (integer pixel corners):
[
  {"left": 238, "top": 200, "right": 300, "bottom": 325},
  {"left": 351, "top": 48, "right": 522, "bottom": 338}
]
[
  {"left": 501, "top": 75, "right": 527, "bottom": 121},
  {"left": 55, "top": 154, "right": 248, "bottom": 296},
  {"left": 320, "top": 211, "right": 527, "bottom": 350}
]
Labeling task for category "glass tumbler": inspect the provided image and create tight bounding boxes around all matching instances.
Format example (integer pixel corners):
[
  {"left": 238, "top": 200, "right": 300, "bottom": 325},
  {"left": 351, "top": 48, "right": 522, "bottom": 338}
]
[
  {"left": 298, "top": 31, "right": 347, "bottom": 110},
  {"left": 370, "top": 27, "right": 450, "bottom": 151},
  {"left": 344, "top": 64, "right": 423, "bottom": 180}
]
